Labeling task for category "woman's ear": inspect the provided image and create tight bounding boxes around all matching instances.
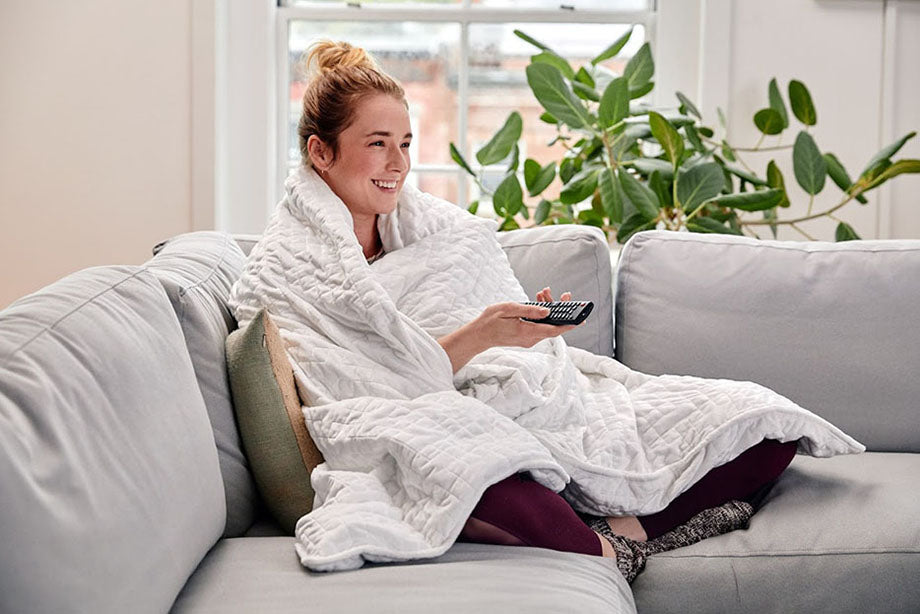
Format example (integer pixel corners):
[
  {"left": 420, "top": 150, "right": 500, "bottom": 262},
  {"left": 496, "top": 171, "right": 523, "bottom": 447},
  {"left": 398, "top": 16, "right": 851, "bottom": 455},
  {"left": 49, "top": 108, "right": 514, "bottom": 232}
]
[{"left": 307, "top": 135, "right": 333, "bottom": 172}]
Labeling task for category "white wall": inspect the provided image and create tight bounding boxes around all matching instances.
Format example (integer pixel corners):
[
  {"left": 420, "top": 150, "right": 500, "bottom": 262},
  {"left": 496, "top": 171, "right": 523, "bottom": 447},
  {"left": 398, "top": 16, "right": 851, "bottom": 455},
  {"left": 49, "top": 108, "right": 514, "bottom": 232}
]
[
  {"left": 0, "top": 0, "right": 204, "bottom": 308},
  {"left": 658, "top": 0, "right": 920, "bottom": 241}
]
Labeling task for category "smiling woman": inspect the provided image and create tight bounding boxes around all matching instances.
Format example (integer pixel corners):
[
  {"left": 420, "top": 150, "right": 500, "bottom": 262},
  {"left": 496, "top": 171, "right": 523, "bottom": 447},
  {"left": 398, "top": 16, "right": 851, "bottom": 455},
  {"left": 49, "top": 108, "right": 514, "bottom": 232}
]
[{"left": 299, "top": 41, "right": 413, "bottom": 259}]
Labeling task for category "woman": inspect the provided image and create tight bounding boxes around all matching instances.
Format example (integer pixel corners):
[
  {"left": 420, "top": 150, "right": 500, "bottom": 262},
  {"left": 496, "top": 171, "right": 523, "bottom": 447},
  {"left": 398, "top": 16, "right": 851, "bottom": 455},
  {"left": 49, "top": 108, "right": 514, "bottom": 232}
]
[{"left": 239, "top": 40, "right": 808, "bottom": 582}]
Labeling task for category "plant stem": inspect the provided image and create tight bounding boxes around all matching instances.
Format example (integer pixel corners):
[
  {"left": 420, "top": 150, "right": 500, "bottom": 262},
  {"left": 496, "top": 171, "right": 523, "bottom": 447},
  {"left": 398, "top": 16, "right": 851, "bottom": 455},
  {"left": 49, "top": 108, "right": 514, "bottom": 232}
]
[
  {"left": 702, "top": 136, "right": 792, "bottom": 152},
  {"left": 742, "top": 187, "right": 864, "bottom": 226},
  {"left": 790, "top": 223, "right": 816, "bottom": 241},
  {"left": 807, "top": 193, "right": 814, "bottom": 215}
]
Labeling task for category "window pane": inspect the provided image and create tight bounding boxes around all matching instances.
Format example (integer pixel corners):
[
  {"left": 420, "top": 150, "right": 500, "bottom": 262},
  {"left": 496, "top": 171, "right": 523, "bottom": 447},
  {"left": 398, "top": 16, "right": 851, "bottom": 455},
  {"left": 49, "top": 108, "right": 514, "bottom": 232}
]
[
  {"left": 476, "top": 0, "right": 647, "bottom": 8},
  {"left": 288, "top": 21, "right": 460, "bottom": 167},
  {"left": 286, "top": 0, "right": 459, "bottom": 5},
  {"left": 466, "top": 22, "right": 644, "bottom": 209},
  {"left": 410, "top": 171, "right": 462, "bottom": 205}
]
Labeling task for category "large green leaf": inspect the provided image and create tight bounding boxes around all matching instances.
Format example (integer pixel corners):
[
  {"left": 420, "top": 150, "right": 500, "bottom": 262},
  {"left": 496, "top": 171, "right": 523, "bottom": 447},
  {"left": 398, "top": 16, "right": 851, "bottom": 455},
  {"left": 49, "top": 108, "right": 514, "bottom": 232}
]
[
  {"left": 860, "top": 131, "right": 917, "bottom": 177},
  {"left": 676, "top": 91, "right": 702, "bottom": 120},
  {"left": 648, "top": 111, "right": 684, "bottom": 169},
  {"left": 623, "top": 43, "right": 654, "bottom": 91},
  {"left": 684, "top": 124, "right": 706, "bottom": 153},
  {"left": 792, "top": 131, "right": 827, "bottom": 194},
  {"left": 591, "top": 27, "right": 634, "bottom": 65},
  {"left": 630, "top": 81, "right": 655, "bottom": 100},
  {"left": 687, "top": 216, "right": 743, "bottom": 235},
  {"left": 788, "top": 80, "right": 817, "bottom": 126},
  {"left": 526, "top": 63, "right": 592, "bottom": 130},
  {"left": 754, "top": 108, "right": 784, "bottom": 135},
  {"left": 507, "top": 143, "right": 520, "bottom": 173},
  {"left": 449, "top": 143, "right": 475, "bottom": 176},
  {"left": 475, "top": 111, "right": 522, "bottom": 166},
  {"left": 492, "top": 173, "right": 524, "bottom": 217},
  {"left": 715, "top": 156, "right": 770, "bottom": 187},
  {"left": 559, "top": 168, "right": 600, "bottom": 204},
  {"left": 677, "top": 162, "right": 724, "bottom": 212},
  {"left": 766, "top": 160, "right": 791, "bottom": 207},
  {"left": 534, "top": 199, "right": 552, "bottom": 224},
  {"left": 616, "top": 212, "right": 657, "bottom": 243},
  {"left": 647, "top": 170, "right": 671, "bottom": 208},
  {"left": 572, "top": 81, "right": 600, "bottom": 102},
  {"left": 768, "top": 78, "right": 789, "bottom": 129},
  {"left": 513, "top": 30, "right": 552, "bottom": 52},
  {"left": 531, "top": 51, "right": 575, "bottom": 81},
  {"left": 823, "top": 152, "right": 867, "bottom": 203},
  {"left": 626, "top": 158, "right": 674, "bottom": 180},
  {"left": 864, "top": 159, "right": 920, "bottom": 190},
  {"left": 709, "top": 188, "right": 784, "bottom": 211},
  {"left": 598, "top": 77, "right": 629, "bottom": 129},
  {"left": 598, "top": 167, "right": 623, "bottom": 223},
  {"left": 575, "top": 66, "right": 595, "bottom": 87},
  {"left": 618, "top": 169, "right": 660, "bottom": 220},
  {"left": 835, "top": 221, "right": 861, "bottom": 242},
  {"left": 524, "top": 158, "right": 556, "bottom": 196}
]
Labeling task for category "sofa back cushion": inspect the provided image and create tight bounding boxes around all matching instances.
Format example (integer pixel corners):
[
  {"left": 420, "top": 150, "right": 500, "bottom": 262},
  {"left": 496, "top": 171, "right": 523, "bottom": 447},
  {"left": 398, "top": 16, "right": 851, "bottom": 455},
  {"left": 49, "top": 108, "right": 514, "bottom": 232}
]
[
  {"left": 615, "top": 230, "right": 920, "bottom": 452},
  {"left": 0, "top": 266, "right": 225, "bottom": 614},
  {"left": 498, "top": 224, "right": 614, "bottom": 357},
  {"left": 147, "top": 231, "right": 258, "bottom": 537}
]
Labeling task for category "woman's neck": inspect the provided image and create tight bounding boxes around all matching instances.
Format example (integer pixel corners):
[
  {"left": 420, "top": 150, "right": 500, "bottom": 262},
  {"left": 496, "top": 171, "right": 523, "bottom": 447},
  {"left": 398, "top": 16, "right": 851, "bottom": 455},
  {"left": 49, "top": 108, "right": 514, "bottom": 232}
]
[{"left": 353, "top": 215, "right": 382, "bottom": 259}]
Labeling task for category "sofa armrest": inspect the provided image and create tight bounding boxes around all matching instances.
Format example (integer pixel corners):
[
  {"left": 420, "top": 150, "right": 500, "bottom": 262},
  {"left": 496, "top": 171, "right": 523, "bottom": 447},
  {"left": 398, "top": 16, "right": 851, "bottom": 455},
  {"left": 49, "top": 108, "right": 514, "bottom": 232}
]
[
  {"left": 615, "top": 230, "right": 920, "bottom": 452},
  {"left": 498, "top": 224, "right": 614, "bottom": 357}
]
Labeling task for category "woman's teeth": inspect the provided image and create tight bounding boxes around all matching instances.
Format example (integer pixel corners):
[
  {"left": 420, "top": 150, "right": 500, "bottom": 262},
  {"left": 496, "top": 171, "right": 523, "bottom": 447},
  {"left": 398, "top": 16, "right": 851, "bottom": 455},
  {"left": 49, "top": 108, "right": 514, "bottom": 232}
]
[{"left": 372, "top": 179, "right": 397, "bottom": 189}]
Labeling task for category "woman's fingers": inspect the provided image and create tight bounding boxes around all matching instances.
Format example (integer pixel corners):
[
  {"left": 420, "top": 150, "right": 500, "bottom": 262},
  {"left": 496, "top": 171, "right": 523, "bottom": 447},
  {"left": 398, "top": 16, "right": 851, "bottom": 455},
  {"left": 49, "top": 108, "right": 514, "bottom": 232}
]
[{"left": 560, "top": 291, "right": 572, "bottom": 302}]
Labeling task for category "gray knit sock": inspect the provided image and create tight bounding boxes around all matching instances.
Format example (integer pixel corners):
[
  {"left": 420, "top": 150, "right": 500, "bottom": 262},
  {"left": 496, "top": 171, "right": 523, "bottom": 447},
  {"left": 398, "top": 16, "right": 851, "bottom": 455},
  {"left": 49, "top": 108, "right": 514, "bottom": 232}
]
[
  {"left": 638, "top": 500, "right": 754, "bottom": 556},
  {"left": 586, "top": 517, "right": 648, "bottom": 584}
]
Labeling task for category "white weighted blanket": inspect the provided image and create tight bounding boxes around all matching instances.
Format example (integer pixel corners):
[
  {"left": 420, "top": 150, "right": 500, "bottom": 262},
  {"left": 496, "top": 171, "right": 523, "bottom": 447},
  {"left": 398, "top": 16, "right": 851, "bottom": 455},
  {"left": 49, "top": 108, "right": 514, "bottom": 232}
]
[{"left": 229, "top": 166, "right": 864, "bottom": 572}]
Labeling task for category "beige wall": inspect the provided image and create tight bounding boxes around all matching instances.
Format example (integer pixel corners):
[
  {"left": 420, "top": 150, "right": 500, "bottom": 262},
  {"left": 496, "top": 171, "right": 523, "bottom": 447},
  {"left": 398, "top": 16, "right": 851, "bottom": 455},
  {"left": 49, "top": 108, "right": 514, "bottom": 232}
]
[{"left": 0, "top": 1, "right": 196, "bottom": 308}]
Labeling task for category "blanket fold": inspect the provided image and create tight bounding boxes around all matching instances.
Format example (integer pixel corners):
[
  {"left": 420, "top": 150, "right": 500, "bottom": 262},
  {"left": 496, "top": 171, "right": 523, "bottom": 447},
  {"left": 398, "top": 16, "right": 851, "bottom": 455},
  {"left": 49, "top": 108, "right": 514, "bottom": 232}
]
[{"left": 230, "top": 166, "right": 864, "bottom": 572}]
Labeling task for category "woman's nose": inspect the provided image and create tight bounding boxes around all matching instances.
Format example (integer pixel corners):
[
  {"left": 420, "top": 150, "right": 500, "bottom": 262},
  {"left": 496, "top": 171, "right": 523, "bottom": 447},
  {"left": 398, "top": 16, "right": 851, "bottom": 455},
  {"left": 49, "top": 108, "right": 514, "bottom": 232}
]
[{"left": 388, "top": 145, "right": 409, "bottom": 172}]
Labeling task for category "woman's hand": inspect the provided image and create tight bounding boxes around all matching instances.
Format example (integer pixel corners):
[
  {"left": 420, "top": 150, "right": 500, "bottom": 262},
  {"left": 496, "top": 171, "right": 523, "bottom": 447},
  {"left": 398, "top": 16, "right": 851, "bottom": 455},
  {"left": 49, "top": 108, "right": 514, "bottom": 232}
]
[
  {"left": 535, "top": 287, "right": 571, "bottom": 303},
  {"left": 437, "top": 302, "right": 576, "bottom": 374}
]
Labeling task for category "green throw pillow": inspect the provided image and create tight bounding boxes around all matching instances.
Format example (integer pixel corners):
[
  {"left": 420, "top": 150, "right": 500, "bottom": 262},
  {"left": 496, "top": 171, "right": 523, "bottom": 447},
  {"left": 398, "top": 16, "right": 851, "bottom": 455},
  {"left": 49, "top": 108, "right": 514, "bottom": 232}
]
[{"left": 225, "top": 309, "right": 324, "bottom": 535}]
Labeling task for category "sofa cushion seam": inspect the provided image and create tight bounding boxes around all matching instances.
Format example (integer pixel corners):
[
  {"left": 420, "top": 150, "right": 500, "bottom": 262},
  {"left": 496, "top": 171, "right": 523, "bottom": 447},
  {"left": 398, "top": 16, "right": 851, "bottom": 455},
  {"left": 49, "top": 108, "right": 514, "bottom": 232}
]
[{"left": 2, "top": 268, "right": 152, "bottom": 360}]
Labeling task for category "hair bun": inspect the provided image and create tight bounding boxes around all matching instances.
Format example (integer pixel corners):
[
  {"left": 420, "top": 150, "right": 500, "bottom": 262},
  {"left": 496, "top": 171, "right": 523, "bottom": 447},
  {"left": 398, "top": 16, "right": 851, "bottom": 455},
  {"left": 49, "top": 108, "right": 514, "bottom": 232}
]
[{"left": 307, "top": 40, "right": 377, "bottom": 75}]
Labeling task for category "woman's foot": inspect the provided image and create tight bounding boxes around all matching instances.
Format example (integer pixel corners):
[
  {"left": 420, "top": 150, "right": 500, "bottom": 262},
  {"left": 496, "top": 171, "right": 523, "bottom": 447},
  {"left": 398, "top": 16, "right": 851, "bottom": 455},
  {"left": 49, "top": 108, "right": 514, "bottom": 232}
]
[
  {"left": 587, "top": 518, "right": 647, "bottom": 583},
  {"left": 639, "top": 500, "right": 754, "bottom": 556}
]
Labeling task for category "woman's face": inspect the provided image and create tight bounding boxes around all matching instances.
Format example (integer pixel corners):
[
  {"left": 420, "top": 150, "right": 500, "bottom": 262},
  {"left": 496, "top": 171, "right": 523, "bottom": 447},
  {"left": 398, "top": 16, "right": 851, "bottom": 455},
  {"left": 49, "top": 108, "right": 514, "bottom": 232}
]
[{"left": 315, "top": 93, "right": 412, "bottom": 220}]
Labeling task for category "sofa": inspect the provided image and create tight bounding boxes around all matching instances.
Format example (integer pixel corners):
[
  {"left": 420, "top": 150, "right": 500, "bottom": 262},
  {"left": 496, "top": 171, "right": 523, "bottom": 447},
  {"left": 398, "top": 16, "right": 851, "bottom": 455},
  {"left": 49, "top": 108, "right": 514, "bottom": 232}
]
[{"left": 2, "top": 225, "right": 917, "bottom": 614}]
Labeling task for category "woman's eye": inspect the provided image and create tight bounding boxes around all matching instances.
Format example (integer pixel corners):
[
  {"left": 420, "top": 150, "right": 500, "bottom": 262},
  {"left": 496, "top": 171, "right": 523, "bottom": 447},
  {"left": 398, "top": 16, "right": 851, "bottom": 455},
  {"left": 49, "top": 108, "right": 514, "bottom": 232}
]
[
  {"left": 400, "top": 142, "right": 411, "bottom": 149},
  {"left": 370, "top": 141, "right": 384, "bottom": 147}
]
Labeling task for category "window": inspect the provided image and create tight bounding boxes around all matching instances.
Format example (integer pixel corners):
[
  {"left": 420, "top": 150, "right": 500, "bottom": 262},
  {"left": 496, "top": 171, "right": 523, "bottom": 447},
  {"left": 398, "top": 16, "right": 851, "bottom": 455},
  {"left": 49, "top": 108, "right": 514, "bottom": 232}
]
[{"left": 277, "top": 0, "right": 655, "bottom": 211}]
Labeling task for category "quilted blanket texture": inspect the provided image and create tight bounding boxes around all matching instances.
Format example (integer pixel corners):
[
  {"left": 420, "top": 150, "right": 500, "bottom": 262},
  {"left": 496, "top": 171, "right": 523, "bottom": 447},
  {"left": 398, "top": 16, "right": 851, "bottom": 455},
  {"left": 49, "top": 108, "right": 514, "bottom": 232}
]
[{"left": 229, "top": 167, "right": 864, "bottom": 571}]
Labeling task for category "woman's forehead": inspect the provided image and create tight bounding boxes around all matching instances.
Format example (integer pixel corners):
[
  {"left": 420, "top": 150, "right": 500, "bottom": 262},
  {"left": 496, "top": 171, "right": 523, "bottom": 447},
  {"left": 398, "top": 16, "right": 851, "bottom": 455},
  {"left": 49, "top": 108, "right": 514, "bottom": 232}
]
[{"left": 348, "top": 94, "right": 411, "bottom": 135}]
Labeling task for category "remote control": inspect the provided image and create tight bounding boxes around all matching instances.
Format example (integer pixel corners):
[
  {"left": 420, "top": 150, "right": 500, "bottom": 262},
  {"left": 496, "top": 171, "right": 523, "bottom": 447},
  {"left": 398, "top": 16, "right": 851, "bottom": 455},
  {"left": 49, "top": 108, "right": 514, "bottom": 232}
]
[{"left": 521, "top": 300, "right": 594, "bottom": 326}]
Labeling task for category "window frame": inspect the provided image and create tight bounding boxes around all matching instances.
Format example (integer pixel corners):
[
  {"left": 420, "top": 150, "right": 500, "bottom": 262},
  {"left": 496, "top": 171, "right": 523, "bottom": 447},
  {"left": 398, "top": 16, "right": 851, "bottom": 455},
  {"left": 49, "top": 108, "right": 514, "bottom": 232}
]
[{"left": 275, "top": 0, "right": 658, "bottom": 207}]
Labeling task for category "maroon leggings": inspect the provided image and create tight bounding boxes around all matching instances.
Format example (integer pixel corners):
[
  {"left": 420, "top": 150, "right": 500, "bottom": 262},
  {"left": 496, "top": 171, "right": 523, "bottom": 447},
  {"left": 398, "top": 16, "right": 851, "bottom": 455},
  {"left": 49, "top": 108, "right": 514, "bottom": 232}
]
[{"left": 459, "top": 439, "right": 798, "bottom": 556}]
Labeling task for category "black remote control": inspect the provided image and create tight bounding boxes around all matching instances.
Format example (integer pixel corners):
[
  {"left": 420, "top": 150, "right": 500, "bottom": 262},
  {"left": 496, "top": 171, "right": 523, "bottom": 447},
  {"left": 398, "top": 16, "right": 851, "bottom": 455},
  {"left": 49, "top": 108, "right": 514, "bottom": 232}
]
[{"left": 521, "top": 300, "right": 594, "bottom": 326}]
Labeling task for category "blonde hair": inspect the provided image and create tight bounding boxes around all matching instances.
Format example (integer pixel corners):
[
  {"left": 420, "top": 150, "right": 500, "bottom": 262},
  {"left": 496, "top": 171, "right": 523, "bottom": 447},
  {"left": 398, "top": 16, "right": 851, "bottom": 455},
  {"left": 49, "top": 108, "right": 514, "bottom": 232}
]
[{"left": 297, "top": 40, "right": 406, "bottom": 167}]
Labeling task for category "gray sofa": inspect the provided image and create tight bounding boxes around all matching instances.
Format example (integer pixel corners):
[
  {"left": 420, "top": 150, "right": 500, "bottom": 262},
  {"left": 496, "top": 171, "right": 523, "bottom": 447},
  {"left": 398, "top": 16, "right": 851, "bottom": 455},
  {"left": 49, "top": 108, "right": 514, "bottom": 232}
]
[{"left": 1, "top": 225, "right": 917, "bottom": 613}]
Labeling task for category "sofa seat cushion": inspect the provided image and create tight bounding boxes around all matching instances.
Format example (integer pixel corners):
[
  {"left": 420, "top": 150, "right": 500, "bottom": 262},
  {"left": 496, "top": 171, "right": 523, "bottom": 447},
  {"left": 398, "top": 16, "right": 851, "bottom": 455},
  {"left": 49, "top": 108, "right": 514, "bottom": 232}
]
[
  {"left": 172, "top": 540, "right": 635, "bottom": 614},
  {"left": 631, "top": 452, "right": 920, "bottom": 613}
]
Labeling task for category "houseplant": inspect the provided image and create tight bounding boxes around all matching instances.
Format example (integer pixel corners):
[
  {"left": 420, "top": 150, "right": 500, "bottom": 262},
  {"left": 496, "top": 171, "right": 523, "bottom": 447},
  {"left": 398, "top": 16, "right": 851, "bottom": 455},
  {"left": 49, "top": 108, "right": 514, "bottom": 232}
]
[{"left": 450, "top": 27, "right": 919, "bottom": 243}]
